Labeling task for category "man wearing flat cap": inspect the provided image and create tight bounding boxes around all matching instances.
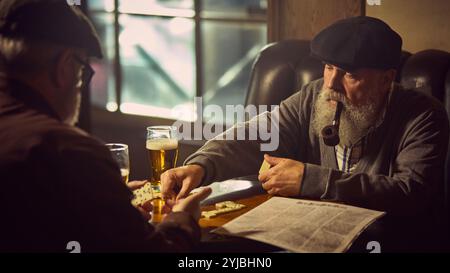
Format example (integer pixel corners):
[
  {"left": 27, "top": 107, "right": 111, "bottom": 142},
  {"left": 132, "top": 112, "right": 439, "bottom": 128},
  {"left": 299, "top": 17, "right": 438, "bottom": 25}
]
[
  {"left": 0, "top": 0, "right": 212, "bottom": 252},
  {"left": 162, "top": 16, "right": 450, "bottom": 251}
]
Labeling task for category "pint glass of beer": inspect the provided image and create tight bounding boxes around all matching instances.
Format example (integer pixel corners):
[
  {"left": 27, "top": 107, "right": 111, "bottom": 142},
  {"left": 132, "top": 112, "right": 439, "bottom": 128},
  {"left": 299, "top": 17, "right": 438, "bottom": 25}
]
[
  {"left": 146, "top": 126, "right": 179, "bottom": 222},
  {"left": 106, "top": 143, "right": 130, "bottom": 184},
  {"left": 146, "top": 126, "right": 179, "bottom": 186}
]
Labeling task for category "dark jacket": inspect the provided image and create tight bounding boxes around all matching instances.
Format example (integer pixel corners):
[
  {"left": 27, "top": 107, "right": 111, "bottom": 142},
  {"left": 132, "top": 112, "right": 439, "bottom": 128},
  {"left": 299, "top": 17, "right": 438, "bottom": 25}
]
[{"left": 0, "top": 76, "right": 200, "bottom": 252}]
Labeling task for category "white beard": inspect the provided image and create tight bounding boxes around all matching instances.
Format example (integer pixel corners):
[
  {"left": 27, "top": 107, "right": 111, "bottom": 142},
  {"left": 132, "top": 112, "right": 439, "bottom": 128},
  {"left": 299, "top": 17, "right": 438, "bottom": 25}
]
[
  {"left": 64, "top": 92, "right": 81, "bottom": 126},
  {"left": 312, "top": 88, "right": 380, "bottom": 147}
]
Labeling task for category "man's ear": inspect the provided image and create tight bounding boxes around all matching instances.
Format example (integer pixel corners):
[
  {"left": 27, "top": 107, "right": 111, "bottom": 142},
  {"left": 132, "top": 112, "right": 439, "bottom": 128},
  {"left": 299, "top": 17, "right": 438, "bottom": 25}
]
[
  {"left": 52, "top": 49, "right": 75, "bottom": 89},
  {"left": 382, "top": 69, "right": 396, "bottom": 87}
]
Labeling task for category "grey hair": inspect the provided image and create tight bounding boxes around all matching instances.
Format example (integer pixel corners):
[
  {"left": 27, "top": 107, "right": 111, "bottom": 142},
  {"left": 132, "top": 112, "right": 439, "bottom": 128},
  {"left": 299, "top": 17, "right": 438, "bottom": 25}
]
[{"left": 0, "top": 35, "right": 64, "bottom": 76}]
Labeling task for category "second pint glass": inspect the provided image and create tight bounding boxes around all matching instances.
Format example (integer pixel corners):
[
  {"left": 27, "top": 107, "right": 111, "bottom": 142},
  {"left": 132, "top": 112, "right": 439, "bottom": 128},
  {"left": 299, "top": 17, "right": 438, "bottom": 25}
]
[
  {"left": 105, "top": 143, "right": 130, "bottom": 184},
  {"left": 146, "top": 126, "right": 178, "bottom": 223},
  {"left": 146, "top": 126, "right": 179, "bottom": 187}
]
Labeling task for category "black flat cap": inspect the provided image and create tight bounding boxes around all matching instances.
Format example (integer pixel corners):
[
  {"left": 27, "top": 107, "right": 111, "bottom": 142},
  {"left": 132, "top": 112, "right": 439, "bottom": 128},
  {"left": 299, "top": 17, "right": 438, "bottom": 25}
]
[
  {"left": 0, "top": 0, "right": 102, "bottom": 58},
  {"left": 311, "top": 16, "right": 402, "bottom": 71}
]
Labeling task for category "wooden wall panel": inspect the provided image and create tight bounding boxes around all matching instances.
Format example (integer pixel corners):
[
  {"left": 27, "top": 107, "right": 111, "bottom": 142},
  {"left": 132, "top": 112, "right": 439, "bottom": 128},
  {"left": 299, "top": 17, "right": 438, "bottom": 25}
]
[
  {"left": 268, "top": 0, "right": 365, "bottom": 42},
  {"left": 366, "top": 0, "right": 450, "bottom": 53}
]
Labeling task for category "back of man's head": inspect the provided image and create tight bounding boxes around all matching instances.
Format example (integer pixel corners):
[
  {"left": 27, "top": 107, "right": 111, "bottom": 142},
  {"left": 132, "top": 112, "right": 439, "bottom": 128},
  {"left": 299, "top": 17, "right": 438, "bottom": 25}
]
[{"left": 0, "top": 0, "right": 102, "bottom": 76}]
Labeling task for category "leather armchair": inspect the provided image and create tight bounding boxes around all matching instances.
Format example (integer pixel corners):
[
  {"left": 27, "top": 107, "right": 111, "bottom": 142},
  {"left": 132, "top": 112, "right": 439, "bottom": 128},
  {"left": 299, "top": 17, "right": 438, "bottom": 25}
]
[
  {"left": 245, "top": 40, "right": 322, "bottom": 108},
  {"left": 245, "top": 39, "right": 450, "bottom": 229}
]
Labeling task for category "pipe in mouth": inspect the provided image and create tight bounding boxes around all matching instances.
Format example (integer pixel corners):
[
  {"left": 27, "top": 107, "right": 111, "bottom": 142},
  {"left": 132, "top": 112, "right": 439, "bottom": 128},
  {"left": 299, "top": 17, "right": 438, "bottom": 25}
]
[{"left": 321, "top": 101, "right": 343, "bottom": 146}]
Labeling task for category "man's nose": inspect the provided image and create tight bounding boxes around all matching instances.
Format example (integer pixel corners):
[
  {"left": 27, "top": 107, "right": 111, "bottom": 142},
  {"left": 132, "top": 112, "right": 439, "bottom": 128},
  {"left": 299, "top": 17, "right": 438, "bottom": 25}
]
[{"left": 326, "top": 69, "right": 343, "bottom": 92}]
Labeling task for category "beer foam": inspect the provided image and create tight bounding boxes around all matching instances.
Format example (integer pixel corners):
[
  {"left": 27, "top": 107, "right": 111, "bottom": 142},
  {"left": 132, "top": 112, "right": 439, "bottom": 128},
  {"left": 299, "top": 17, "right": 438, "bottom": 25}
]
[
  {"left": 146, "top": 139, "right": 178, "bottom": 150},
  {"left": 120, "top": 168, "right": 129, "bottom": 176}
]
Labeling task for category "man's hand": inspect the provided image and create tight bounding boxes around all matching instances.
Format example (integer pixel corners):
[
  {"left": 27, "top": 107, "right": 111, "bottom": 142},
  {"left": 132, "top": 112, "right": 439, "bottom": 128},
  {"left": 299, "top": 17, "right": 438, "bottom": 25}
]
[
  {"left": 127, "top": 180, "right": 153, "bottom": 221},
  {"left": 258, "top": 154, "right": 304, "bottom": 197},
  {"left": 161, "top": 165, "right": 205, "bottom": 201},
  {"left": 172, "top": 187, "right": 212, "bottom": 221}
]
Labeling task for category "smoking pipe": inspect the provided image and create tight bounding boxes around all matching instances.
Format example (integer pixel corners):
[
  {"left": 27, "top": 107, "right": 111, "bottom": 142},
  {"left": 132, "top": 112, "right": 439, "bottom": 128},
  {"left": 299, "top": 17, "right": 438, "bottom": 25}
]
[{"left": 321, "top": 101, "right": 343, "bottom": 146}]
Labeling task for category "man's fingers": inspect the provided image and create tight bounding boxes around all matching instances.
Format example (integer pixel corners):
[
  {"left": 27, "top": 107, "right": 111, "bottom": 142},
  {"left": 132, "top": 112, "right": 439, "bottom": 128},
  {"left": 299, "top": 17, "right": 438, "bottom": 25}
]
[
  {"left": 258, "top": 171, "right": 270, "bottom": 183},
  {"left": 261, "top": 177, "right": 285, "bottom": 192},
  {"left": 161, "top": 170, "right": 180, "bottom": 200},
  {"left": 136, "top": 206, "right": 151, "bottom": 221},
  {"left": 264, "top": 178, "right": 280, "bottom": 195},
  {"left": 259, "top": 164, "right": 281, "bottom": 183},
  {"left": 161, "top": 204, "right": 172, "bottom": 214},
  {"left": 140, "top": 200, "right": 154, "bottom": 212},
  {"left": 127, "top": 180, "right": 147, "bottom": 190},
  {"left": 258, "top": 165, "right": 279, "bottom": 183},
  {"left": 264, "top": 154, "right": 284, "bottom": 166},
  {"left": 176, "top": 185, "right": 190, "bottom": 201},
  {"left": 165, "top": 198, "right": 177, "bottom": 208},
  {"left": 176, "top": 177, "right": 196, "bottom": 200},
  {"left": 261, "top": 178, "right": 274, "bottom": 191},
  {"left": 184, "top": 187, "right": 212, "bottom": 203}
]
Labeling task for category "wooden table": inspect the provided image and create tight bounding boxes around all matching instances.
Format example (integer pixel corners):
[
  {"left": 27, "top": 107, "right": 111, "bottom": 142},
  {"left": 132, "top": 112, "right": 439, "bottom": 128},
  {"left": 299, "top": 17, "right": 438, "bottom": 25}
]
[
  {"left": 197, "top": 193, "right": 282, "bottom": 252},
  {"left": 199, "top": 194, "right": 272, "bottom": 228}
]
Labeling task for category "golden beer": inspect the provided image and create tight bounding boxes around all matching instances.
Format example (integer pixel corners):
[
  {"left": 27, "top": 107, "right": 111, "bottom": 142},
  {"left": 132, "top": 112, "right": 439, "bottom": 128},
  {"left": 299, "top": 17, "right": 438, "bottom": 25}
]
[
  {"left": 106, "top": 143, "right": 130, "bottom": 185},
  {"left": 146, "top": 137, "right": 178, "bottom": 223},
  {"left": 146, "top": 139, "right": 179, "bottom": 186},
  {"left": 120, "top": 168, "right": 129, "bottom": 184}
]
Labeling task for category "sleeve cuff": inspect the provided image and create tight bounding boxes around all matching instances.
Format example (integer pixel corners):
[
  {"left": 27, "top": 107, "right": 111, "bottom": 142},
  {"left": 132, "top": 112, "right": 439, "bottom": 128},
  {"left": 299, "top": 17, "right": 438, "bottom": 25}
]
[
  {"left": 157, "top": 211, "right": 201, "bottom": 248},
  {"left": 300, "top": 163, "right": 333, "bottom": 199},
  {"left": 184, "top": 154, "right": 216, "bottom": 186}
]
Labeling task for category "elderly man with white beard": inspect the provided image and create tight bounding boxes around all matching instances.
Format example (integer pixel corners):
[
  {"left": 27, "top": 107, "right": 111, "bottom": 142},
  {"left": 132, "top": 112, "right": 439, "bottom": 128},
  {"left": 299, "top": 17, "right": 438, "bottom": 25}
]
[{"left": 162, "top": 16, "right": 450, "bottom": 252}]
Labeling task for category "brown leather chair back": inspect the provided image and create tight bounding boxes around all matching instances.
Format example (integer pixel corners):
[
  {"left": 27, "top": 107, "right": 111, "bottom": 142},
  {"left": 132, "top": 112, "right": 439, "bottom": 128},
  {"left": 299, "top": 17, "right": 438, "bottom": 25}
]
[
  {"left": 400, "top": 49, "right": 450, "bottom": 222},
  {"left": 245, "top": 40, "right": 322, "bottom": 108}
]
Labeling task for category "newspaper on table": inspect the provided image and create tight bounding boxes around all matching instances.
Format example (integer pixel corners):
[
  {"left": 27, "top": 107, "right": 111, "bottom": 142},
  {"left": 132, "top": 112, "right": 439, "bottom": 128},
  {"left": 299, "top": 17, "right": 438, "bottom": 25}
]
[{"left": 212, "top": 197, "right": 385, "bottom": 253}]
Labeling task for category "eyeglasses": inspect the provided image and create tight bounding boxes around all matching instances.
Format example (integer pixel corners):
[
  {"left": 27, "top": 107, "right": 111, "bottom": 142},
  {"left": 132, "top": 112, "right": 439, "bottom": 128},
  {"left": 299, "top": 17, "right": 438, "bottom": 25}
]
[{"left": 73, "top": 55, "right": 95, "bottom": 89}]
